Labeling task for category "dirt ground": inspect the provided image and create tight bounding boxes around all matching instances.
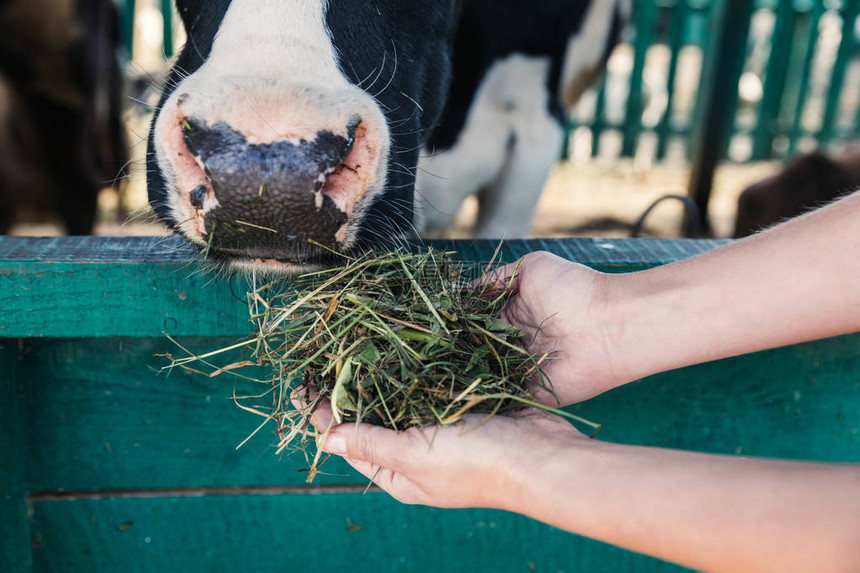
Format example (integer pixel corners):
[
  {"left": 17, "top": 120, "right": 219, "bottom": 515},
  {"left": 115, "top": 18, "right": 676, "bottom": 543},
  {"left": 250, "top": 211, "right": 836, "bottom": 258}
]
[{"left": 425, "top": 158, "right": 779, "bottom": 240}]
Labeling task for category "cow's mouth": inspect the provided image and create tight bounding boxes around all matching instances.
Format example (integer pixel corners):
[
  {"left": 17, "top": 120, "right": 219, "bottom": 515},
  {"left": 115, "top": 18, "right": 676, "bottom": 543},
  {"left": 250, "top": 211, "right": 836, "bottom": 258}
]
[{"left": 162, "top": 113, "right": 382, "bottom": 269}]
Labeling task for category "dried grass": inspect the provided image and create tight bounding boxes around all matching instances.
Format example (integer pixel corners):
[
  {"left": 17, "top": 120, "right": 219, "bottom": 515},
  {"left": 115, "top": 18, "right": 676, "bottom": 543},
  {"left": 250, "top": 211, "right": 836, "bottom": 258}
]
[{"left": 163, "top": 246, "right": 598, "bottom": 482}]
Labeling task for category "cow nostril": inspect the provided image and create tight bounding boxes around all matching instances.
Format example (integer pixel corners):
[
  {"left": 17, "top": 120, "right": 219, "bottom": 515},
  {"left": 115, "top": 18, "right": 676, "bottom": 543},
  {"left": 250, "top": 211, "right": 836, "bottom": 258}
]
[{"left": 189, "top": 185, "right": 208, "bottom": 209}]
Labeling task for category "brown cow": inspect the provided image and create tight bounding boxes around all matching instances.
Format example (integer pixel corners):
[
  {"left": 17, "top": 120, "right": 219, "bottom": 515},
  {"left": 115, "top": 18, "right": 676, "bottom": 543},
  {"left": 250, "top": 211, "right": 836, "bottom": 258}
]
[
  {"left": 734, "top": 146, "right": 860, "bottom": 237},
  {"left": 0, "top": 0, "right": 127, "bottom": 234}
]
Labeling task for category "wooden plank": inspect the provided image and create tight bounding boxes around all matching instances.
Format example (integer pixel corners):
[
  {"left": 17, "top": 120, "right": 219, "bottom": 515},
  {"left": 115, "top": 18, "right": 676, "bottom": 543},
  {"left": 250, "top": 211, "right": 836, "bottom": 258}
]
[
  {"left": 160, "top": 0, "right": 174, "bottom": 58},
  {"left": 29, "top": 492, "right": 691, "bottom": 573},
  {"left": 118, "top": 0, "right": 136, "bottom": 57},
  {"left": 0, "top": 340, "right": 32, "bottom": 573},
  {"left": 20, "top": 334, "right": 859, "bottom": 493},
  {"left": 0, "top": 237, "right": 728, "bottom": 339},
  {"left": 0, "top": 237, "right": 250, "bottom": 339},
  {"left": 0, "top": 236, "right": 727, "bottom": 266},
  {"left": 584, "top": 333, "right": 860, "bottom": 461},
  {"left": 591, "top": 80, "right": 609, "bottom": 157},
  {"left": 19, "top": 336, "right": 357, "bottom": 491}
]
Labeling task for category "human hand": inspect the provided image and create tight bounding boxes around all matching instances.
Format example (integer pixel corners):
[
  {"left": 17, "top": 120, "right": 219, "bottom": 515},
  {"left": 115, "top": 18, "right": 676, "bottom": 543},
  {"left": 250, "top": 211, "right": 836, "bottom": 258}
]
[
  {"left": 480, "top": 251, "right": 632, "bottom": 405},
  {"left": 310, "top": 400, "right": 586, "bottom": 508}
]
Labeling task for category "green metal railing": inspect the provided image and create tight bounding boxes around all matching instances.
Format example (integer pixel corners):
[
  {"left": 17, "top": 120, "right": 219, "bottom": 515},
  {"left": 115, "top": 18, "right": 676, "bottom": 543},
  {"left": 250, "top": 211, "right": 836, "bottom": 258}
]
[
  {"left": 117, "top": 0, "right": 175, "bottom": 60},
  {"left": 572, "top": 0, "right": 860, "bottom": 163}
]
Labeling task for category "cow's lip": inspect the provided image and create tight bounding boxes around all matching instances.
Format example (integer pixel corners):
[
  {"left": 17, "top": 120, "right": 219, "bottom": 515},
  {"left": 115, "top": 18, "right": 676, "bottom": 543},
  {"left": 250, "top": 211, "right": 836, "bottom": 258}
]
[{"left": 206, "top": 243, "right": 345, "bottom": 267}]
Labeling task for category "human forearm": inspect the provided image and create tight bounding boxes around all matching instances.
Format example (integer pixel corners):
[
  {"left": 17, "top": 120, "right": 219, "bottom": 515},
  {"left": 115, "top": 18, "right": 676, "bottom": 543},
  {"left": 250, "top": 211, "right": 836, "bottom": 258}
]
[
  {"left": 599, "top": 191, "right": 860, "bottom": 383},
  {"left": 317, "top": 404, "right": 860, "bottom": 572},
  {"left": 506, "top": 441, "right": 860, "bottom": 573}
]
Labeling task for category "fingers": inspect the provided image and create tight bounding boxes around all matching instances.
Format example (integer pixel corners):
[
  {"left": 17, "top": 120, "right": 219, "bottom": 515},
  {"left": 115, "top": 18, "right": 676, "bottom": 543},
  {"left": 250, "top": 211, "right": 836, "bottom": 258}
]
[
  {"left": 320, "top": 420, "right": 411, "bottom": 474},
  {"left": 291, "top": 388, "right": 415, "bottom": 476},
  {"left": 473, "top": 250, "right": 562, "bottom": 297},
  {"left": 474, "top": 257, "right": 525, "bottom": 297}
]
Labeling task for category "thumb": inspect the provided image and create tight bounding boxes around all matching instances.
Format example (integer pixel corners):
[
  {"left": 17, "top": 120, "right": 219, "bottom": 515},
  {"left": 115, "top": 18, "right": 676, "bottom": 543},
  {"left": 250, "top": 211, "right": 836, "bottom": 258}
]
[
  {"left": 473, "top": 257, "right": 524, "bottom": 296},
  {"left": 321, "top": 423, "right": 409, "bottom": 472}
]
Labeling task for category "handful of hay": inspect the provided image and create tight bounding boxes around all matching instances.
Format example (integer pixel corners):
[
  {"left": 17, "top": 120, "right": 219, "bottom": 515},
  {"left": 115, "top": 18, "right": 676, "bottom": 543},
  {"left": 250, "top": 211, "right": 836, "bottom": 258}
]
[{"left": 165, "top": 247, "right": 597, "bottom": 481}]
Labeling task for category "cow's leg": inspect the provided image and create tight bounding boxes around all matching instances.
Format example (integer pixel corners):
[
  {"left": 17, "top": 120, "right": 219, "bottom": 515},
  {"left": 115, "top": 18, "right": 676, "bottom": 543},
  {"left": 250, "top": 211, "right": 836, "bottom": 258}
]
[
  {"left": 0, "top": 193, "right": 15, "bottom": 234},
  {"left": 561, "top": 0, "right": 629, "bottom": 109},
  {"left": 417, "top": 54, "right": 562, "bottom": 238},
  {"left": 473, "top": 117, "right": 564, "bottom": 239},
  {"left": 415, "top": 123, "right": 510, "bottom": 236},
  {"left": 31, "top": 101, "right": 101, "bottom": 235}
]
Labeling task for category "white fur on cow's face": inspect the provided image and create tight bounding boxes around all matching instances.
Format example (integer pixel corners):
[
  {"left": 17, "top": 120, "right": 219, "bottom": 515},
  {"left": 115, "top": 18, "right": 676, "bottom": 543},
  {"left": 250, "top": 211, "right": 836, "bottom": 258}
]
[
  {"left": 415, "top": 55, "right": 563, "bottom": 238},
  {"left": 152, "top": 0, "right": 390, "bottom": 256}
]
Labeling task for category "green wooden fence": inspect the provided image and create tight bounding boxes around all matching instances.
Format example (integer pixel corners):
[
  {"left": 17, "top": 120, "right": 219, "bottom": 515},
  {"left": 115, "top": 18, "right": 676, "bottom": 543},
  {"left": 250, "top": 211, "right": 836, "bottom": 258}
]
[
  {"left": 575, "top": 0, "right": 860, "bottom": 162},
  {"left": 2, "top": 236, "right": 859, "bottom": 572}
]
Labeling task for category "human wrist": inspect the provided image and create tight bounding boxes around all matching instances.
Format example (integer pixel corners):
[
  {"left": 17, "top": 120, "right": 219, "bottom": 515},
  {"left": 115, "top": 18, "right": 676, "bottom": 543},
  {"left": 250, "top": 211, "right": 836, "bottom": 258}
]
[
  {"left": 590, "top": 267, "right": 696, "bottom": 385},
  {"left": 498, "top": 434, "right": 612, "bottom": 524},
  {"left": 490, "top": 427, "right": 599, "bottom": 514}
]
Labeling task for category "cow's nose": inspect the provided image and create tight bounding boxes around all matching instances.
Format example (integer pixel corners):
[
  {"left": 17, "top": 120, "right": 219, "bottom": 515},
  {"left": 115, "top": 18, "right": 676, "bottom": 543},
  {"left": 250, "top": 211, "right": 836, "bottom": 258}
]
[
  {"left": 153, "top": 86, "right": 389, "bottom": 261},
  {"left": 179, "top": 116, "right": 364, "bottom": 258}
]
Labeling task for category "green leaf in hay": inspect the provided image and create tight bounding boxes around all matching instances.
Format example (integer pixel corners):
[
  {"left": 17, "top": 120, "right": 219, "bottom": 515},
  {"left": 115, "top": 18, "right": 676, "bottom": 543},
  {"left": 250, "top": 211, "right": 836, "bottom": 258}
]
[
  {"left": 483, "top": 316, "right": 523, "bottom": 337},
  {"left": 358, "top": 341, "right": 381, "bottom": 365},
  {"left": 433, "top": 293, "right": 453, "bottom": 311},
  {"left": 331, "top": 359, "right": 357, "bottom": 422},
  {"left": 464, "top": 345, "right": 491, "bottom": 377}
]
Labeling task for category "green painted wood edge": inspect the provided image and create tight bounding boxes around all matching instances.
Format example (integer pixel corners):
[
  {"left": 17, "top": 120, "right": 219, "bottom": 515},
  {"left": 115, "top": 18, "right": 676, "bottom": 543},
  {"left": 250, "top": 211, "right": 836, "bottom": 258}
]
[
  {"left": 28, "top": 492, "right": 692, "bottom": 573},
  {"left": 118, "top": 0, "right": 136, "bottom": 57},
  {"left": 19, "top": 333, "right": 860, "bottom": 493},
  {"left": 0, "top": 341, "right": 32, "bottom": 573},
  {"left": 590, "top": 80, "right": 609, "bottom": 157},
  {"left": 0, "top": 237, "right": 728, "bottom": 338}
]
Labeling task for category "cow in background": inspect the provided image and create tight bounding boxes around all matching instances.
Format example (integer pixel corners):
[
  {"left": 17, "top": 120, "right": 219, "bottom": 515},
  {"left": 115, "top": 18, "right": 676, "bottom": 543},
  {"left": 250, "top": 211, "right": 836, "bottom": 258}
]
[
  {"left": 416, "top": 0, "right": 630, "bottom": 238},
  {"left": 0, "top": 0, "right": 127, "bottom": 235},
  {"left": 734, "top": 145, "right": 860, "bottom": 237}
]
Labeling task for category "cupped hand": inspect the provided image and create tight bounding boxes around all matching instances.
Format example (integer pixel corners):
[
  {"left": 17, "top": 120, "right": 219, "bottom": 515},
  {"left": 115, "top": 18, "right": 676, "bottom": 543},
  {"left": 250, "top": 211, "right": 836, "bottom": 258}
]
[
  {"left": 310, "top": 400, "right": 586, "bottom": 508},
  {"left": 480, "top": 251, "right": 631, "bottom": 405}
]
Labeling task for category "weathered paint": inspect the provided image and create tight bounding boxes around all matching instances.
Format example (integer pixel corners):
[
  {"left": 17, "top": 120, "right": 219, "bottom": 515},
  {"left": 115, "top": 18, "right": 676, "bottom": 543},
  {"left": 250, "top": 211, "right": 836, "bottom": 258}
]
[
  {"left": 12, "top": 334, "right": 860, "bottom": 496},
  {"left": 30, "top": 493, "right": 691, "bottom": 573},
  {"left": 0, "top": 236, "right": 728, "bottom": 338},
  {"left": 1, "top": 236, "right": 858, "bottom": 573}
]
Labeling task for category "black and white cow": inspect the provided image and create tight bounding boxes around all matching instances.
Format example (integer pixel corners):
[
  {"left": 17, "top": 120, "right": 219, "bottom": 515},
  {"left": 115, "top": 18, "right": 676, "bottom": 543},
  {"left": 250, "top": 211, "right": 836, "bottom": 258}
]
[
  {"left": 416, "top": 0, "right": 629, "bottom": 238},
  {"left": 147, "top": 0, "right": 626, "bottom": 269},
  {"left": 0, "top": 0, "right": 127, "bottom": 235}
]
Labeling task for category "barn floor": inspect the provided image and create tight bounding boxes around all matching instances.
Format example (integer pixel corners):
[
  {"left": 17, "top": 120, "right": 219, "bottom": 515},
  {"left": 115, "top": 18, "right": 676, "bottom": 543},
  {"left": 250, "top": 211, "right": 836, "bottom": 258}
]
[
  {"left": 7, "top": 158, "right": 779, "bottom": 240},
  {"left": 424, "top": 157, "right": 779, "bottom": 240}
]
